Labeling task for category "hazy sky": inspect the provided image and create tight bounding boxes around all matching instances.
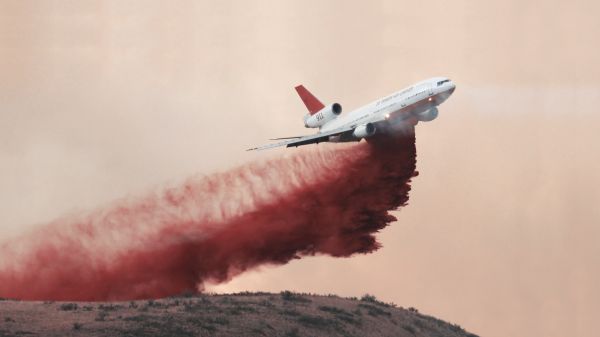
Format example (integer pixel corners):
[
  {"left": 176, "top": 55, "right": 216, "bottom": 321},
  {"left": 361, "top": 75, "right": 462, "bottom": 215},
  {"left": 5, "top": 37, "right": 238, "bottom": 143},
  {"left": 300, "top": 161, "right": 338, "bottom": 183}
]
[{"left": 1, "top": 1, "right": 599, "bottom": 336}]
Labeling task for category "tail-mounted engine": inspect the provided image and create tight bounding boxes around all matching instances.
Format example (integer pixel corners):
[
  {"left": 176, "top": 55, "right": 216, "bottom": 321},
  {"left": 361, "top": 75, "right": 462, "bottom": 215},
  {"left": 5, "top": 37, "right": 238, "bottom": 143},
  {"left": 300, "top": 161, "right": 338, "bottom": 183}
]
[{"left": 304, "top": 103, "right": 342, "bottom": 128}]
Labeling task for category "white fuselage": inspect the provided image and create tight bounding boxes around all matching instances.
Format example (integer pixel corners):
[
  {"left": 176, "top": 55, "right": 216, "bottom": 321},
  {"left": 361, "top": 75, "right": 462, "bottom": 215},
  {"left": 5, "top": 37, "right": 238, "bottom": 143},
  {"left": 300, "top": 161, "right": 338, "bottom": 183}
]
[
  {"left": 248, "top": 77, "right": 456, "bottom": 151},
  {"left": 319, "top": 77, "right": 456, "bottom": 134}
]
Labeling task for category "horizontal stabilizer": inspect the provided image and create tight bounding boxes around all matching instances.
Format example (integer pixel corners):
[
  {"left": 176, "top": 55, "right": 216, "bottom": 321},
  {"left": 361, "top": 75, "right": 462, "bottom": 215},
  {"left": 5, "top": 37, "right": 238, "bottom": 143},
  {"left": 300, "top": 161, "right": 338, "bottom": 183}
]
[
  {"left": 269, "top": 136, "right": 303, "bottom": 140},
  {"left": 247, "top": 126, "right": 354, "bottom": 151}
]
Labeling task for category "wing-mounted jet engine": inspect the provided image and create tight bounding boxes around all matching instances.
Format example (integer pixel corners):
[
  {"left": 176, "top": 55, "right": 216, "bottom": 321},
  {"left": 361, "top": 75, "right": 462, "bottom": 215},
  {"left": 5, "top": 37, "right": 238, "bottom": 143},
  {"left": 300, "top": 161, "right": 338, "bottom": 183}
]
[{"left": 417, "top": 107, "right": 439, "bottom": 122}]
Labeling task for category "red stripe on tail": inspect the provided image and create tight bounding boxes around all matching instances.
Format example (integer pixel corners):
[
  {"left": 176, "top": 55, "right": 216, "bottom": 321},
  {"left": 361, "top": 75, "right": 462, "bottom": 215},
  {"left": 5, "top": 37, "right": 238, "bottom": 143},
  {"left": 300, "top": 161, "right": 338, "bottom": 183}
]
[{"left": 295, "top": 85, "right": 325, "bottom": 115}]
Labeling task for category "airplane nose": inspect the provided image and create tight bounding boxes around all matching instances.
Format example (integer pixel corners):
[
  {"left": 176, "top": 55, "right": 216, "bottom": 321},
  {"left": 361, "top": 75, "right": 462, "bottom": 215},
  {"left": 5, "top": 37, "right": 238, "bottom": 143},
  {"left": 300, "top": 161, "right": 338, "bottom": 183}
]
[{"left": 448, "top": 82, "right": 456, "bottom": 94}]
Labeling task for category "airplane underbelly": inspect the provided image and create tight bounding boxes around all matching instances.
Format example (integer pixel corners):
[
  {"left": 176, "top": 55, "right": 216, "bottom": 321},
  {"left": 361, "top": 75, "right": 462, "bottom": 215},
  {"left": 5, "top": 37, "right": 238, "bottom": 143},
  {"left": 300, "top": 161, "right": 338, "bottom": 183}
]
[{"left": 404, "top": 92, "right": 445, "bottom": 115}]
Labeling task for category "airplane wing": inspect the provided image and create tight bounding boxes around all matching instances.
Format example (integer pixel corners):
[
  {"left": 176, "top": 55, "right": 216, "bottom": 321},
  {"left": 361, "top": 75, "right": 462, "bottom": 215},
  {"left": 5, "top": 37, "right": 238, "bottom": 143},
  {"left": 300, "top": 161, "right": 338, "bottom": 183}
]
[{"left": 247, "top": 126, "right": 354, "bottom": 151}]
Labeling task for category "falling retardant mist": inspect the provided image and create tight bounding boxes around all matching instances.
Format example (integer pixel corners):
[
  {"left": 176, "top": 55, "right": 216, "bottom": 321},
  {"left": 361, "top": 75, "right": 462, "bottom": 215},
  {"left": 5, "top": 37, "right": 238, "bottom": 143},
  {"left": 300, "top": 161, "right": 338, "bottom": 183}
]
[{"left": 0, "top": 130, "right": 417, "bottom": 301}]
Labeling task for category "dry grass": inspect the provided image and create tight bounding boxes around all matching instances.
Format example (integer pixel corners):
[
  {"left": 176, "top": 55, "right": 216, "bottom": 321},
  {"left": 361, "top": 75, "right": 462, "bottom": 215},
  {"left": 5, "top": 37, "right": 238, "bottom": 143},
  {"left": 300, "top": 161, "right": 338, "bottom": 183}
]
[{"left": 0, "top": 292, "right": 478, "bottom": 337}]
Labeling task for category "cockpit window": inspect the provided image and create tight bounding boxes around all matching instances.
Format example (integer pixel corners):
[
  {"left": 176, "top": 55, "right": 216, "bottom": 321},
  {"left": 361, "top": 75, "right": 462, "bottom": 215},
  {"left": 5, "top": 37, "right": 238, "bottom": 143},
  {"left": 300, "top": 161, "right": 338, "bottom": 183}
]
[{"left": 437, "top": 79, "right": 450, "bottom": 86}]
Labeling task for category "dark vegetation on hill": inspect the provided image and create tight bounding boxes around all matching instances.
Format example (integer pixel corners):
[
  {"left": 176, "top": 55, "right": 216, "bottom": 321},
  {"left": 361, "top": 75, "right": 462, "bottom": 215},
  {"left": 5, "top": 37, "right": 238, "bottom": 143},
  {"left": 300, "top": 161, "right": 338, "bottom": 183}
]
[{"left": 0, "top": 292, "right": 478, "bottom": 337}]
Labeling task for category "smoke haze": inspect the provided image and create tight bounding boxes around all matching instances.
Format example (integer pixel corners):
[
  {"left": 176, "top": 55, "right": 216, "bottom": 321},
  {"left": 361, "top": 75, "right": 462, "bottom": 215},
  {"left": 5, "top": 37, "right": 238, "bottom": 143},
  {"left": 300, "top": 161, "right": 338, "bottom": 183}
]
[{"left": 1, "top": 1, "right": 599, "bottom": 336}]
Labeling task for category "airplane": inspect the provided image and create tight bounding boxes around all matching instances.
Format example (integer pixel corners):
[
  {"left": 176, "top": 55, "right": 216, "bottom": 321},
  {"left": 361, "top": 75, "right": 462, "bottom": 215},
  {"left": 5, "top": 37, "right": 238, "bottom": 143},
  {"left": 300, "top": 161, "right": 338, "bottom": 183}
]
[{"left": 247, "top": 77, "right": 456, "bottom": 151}]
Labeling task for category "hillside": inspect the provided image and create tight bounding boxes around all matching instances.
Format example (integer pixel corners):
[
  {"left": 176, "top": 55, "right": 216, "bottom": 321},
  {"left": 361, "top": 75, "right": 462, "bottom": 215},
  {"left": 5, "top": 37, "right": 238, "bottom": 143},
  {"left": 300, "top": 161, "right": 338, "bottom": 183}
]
[{"left": 0, "top": 292, "right": 478, "bottom": 337}]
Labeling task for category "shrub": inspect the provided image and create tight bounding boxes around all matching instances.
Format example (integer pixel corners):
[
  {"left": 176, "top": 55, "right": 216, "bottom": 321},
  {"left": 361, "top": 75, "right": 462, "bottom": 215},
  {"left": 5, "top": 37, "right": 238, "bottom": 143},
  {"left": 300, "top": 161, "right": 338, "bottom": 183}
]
[
  {"left": 207, "top": 317, "right": 230, "bottom": 326},
  {"left": 282, "top": 309, "right": 301, "bottom": 317},
  {"left": 59, "top": 303, "right": 78, "bottom": 311},
  {"left": 280, "top": 291, "right": 311, "bottom": 303},
  {"left": 414, "top": 319, "right": 426, "bottom": 329},
  {"left": 198, "top": 296, "right": 211, "bottom": 304},
  {"left": 234, "top": 291, "right": 254, "bottom": 296},
  {"left": 250, "top": 327, "right": 264, "bottom": 335},
  {"left": 123, "top": 315, "right": 149, "bottom": 322},
  {"left": 360, "top": 294, "right": 377, "bottom": 302},
  {"left": 358, "top": 303, "right": 391, "bottom": 317},
  {"left": 225, "top": 304, "right": 257, "bottom": 315},
  {"left": 98, "top": 304, "right": 122, "bottom": 311},
  {"left": 318, "top": 306, "right": 359, "bottom": 325},
  {"left": 451, "top": 323, "right": 465, "bottom": 333},
  {"left": 234, "top": 291, "right": 269, "bottom": 296},
  {"left": 183, "top": 302, "right": 194, "bottom": 312},
  {"left": 95, "top": 311, "right": 109, "bottom": 321},
  {"left": 403, "top": 324, "right": 416, "bottom": 334},
  {"left": 258, "top": 300, "right": 275, "bottom": 308},
  {"left": 318, "top": 306, "right": 348, "bottom": 315},
  {"left": 360, "top": 294, "right": 393, "bottom": 307},
  {"left": 284, "top": 328, "right": 300, "bottom": 337},
  {"left": 202, "top": 324, "right": 217, "bottom": 333},
  {"left": 73, "top": 322, "right": 82, "bottom": 330},
  {"left": 297, "top": 314, "right": 337, "bottom": 329}
]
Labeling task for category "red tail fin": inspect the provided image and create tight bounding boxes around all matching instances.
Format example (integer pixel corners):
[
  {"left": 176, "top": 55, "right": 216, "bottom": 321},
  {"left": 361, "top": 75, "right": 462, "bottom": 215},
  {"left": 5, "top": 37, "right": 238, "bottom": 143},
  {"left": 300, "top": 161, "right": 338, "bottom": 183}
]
[{"left": 295, "top": 85, "right": 325, "bottom": 115}]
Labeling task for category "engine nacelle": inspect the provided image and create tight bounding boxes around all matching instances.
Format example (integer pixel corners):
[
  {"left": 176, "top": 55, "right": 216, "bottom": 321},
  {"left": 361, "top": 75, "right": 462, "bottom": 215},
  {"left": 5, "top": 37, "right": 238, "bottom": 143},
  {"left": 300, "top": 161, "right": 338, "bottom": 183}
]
[
  {"left": 417, "top": 107, "right": 439, "bottom": 122},
  {"left": 353, "top": 123, "right": 376, "bottom": 139},
  {"left": 304, "top": 103, "right": 342, "bottom": 128}
]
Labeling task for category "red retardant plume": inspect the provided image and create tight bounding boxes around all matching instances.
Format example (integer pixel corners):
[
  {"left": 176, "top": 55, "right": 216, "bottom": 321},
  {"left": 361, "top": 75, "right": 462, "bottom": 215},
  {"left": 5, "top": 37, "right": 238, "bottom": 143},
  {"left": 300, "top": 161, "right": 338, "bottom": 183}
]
[{"left": 0, "top": 132, "right": 417, "bottom": 301}]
